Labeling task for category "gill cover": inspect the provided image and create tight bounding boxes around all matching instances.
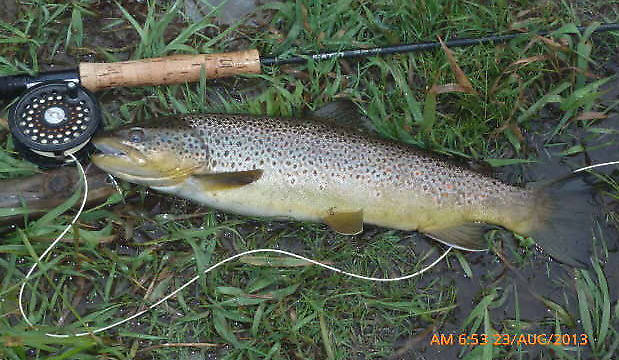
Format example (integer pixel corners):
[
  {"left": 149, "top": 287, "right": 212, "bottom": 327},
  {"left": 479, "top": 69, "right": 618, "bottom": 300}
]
[
  {"left": 91, "top": 125, "right": 206, "bottom": 186},
  {"left": 91, "top": 124, "right": 265, "bottom": 190}
]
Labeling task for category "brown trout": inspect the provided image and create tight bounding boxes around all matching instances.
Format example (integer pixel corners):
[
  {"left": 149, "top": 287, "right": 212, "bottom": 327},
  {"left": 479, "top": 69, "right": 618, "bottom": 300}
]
[{"left": 91, "top": 113, "right": 593, "bottom": 265}]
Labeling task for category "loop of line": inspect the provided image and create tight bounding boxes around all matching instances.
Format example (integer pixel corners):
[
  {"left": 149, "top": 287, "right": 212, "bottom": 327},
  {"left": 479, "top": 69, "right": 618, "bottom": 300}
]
[
  {"left": 45, "top": 247, "right": 452, "bottom": 338},
  {"left": 21, "top": 159, "right": 616, "bottom": 338},
  {"left": 17, "top": 155, "right": 452, "bottom": 338},
  {"left": 19, "top": 153, "right": 88, "bottom": 329}
]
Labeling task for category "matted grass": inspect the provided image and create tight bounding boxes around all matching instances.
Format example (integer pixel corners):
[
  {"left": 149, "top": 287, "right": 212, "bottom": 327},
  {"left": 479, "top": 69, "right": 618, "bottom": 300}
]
[{"left": 0, "top": 0, "right": 617, "bottom": 359}]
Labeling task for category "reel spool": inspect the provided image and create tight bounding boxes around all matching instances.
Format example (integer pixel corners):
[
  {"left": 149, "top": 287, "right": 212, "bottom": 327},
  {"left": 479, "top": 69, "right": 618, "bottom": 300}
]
[{"left": 8, "top": 81, "right": 101, "bottom": 167}]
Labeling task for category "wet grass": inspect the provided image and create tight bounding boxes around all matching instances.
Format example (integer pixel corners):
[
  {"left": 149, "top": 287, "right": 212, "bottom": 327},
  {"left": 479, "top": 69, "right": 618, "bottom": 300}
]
[{"left": 0, "top": 0, "right": 618, "bottom": 359}]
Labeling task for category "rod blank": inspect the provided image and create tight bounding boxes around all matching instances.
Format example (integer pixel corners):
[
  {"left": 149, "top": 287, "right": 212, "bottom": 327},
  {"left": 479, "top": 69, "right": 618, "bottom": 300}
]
[
  {"left": 1, "top": 23, "right": 617, "bottom": 98},
  {"left": 260, "top": 23, "right": 619, "bottom": 66}
]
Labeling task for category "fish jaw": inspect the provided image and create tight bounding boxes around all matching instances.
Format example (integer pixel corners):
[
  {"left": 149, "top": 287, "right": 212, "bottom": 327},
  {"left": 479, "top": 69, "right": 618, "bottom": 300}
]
[{"left": 91, "top": 136, "right": 198, "bottom": 187}]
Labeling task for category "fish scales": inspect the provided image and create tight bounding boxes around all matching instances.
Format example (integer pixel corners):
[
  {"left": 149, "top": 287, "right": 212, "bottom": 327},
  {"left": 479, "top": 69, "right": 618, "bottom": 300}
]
[
  {"left": 92, "top": 111, "right": 595, "bottom": 264},
  {"left": 103, "top": 114, "right": 537, "bottom": 237}
]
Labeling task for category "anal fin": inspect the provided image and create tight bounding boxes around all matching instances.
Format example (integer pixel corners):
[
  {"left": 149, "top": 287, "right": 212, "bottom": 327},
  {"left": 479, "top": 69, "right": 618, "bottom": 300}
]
[
  {"left": 324, "top": 209, "right": 364, "bottom": 235},
  {"left": 423, "top": 223, "right": 489, "bottom": 251},
  {"left": 195, "top": 169, "right": 263, "bottom": 191}
]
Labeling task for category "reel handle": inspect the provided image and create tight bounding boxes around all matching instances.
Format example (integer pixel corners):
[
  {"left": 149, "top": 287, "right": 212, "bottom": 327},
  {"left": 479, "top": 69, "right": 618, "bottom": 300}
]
[{"left": 79, "top": 49, "right": 261, "bottom": 92}]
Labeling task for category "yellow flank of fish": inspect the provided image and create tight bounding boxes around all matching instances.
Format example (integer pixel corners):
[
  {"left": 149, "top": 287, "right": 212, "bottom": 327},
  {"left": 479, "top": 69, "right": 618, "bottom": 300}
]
[{"left": 91, "top": 113, "right": 554, "bottom": 252}]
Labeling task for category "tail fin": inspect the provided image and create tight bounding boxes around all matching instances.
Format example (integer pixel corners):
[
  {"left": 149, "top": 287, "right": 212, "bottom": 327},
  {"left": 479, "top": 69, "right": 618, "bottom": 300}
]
[{"left": 525, "top": 177, "right": 598, "bottom": 267}]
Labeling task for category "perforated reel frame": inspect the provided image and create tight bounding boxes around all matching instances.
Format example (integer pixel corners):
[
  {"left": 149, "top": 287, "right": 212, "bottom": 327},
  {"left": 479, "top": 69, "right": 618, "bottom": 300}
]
[{"left": 8, "top": 81, "right": 101, "bottom": 165}]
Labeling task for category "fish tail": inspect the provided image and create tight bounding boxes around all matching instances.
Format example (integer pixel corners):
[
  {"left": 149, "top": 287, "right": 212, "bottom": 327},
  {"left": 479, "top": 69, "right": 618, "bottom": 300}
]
[{"left": 523, "top": 177, "right": 597, "bottom": 267}]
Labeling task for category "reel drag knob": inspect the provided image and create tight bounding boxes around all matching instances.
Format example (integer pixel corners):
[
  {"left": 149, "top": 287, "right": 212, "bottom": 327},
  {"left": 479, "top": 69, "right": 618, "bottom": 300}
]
[{"left": 8, "top": 81, "right": 101, "bottom": 167}]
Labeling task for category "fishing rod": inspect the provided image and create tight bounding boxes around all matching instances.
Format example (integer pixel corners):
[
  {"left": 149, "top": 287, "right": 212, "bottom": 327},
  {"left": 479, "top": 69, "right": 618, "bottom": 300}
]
[
  {"left": 2, "top": 23, "right": 618, "bottom": 97},
  {"left": 1, "top": 23, "right": 618, "bottom": 166}
]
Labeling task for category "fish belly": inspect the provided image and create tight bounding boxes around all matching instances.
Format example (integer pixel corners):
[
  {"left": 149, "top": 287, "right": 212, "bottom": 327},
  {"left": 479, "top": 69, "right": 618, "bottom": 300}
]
[{"left": 151, "top": 172, "right": 466, "bottom": 232}]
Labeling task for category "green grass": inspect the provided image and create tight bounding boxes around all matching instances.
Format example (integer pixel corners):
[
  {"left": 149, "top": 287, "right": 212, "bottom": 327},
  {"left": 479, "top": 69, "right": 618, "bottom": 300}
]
[{"left": 1, "top": 0, "right": 618, "bottom": 359}]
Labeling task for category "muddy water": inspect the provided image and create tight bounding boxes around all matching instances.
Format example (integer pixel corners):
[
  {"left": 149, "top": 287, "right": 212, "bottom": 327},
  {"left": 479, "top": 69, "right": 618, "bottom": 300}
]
[{"left": 410, "top": 69, "right": 618, "bottom": 360}]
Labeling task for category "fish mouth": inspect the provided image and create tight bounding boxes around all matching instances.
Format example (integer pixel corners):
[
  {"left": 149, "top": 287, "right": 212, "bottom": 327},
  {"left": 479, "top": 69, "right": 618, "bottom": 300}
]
[
  {"left": 90, "top": 136, "right": 192, "bottom": 187},
  {"left": 91, "top": 137, "right": 148, "bottom": 164},
  {"left": 93, "top": 139, "right": 128, "bottom": 157},
  {"left": 90, "top": 137, "right": 159, "bottom": 184}
]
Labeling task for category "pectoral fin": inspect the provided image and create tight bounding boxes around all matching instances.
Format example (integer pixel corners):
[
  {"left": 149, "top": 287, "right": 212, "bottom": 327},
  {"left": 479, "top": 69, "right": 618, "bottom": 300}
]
[
  {"left": 195, "top": 169, "right": 263, "bottom": 191},
  {"left": 423, "top": 223, "right": 489, "bottom": 251},
  {"left": 324, "top": 209, "right": 364, "bottom": 235}
]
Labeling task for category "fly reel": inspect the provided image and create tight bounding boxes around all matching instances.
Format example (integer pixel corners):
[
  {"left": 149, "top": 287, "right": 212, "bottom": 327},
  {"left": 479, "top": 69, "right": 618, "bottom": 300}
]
[{"left": 8, "top": 81, "right": 101, "bottom": 167}]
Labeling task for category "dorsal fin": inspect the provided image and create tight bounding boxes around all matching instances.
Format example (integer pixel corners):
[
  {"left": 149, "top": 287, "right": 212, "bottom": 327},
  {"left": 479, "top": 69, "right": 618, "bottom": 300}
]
[{"left": 305, "top": 100, "right": 373, "bottom": 132}]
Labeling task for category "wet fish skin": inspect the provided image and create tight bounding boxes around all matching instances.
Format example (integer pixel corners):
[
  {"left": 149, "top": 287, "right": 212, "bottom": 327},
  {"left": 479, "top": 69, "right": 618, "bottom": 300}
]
[{"left": 91, "top": 113, "right": 544, "bottom": 251}]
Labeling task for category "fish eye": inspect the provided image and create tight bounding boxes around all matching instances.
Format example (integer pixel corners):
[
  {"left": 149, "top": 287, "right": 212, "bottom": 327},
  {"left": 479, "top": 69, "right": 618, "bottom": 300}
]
[{"left": 128, "top": 128, "right": 145, "bottom": 143}]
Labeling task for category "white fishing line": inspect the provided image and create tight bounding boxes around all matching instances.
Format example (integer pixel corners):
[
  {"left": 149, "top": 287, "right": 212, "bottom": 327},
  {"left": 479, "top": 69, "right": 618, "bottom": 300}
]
[
  {"left": 24, "top": 160, "right": 615, "bottom": 338},
  {"left": 18, "top": 153, "right": 88, "bottom": 328},
  {"left": 17, "top": 158, "right": 452, "bottom": 338},
  {"left": 42, "top": 247, "right": 452, "bottom": 338},
  {"left": 573, "top": 161, "right": 619, "bottom": 173}
]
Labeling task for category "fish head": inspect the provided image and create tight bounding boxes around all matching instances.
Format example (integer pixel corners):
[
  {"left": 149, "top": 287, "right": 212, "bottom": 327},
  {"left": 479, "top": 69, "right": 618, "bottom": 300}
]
[{"left": 91, "top": 124, "right": 207, "bottom": 187}]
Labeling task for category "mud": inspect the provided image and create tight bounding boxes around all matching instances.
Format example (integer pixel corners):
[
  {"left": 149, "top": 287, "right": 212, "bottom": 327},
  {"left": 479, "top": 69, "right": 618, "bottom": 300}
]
[
  {"left": 0, "top": 0, "right": 18, "bottom": 24},
  {"left": 414, "top": 64, "right": 618, "bottom": 360},
  {"left": 184, "top": 0, "right": 269, "bottom": 26}
]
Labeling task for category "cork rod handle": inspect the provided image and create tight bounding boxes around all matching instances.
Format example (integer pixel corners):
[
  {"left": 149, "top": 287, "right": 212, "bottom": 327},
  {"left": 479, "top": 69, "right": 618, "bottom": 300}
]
[{"left": 79, "top": 49, "right": 261, "bottom": 92}]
